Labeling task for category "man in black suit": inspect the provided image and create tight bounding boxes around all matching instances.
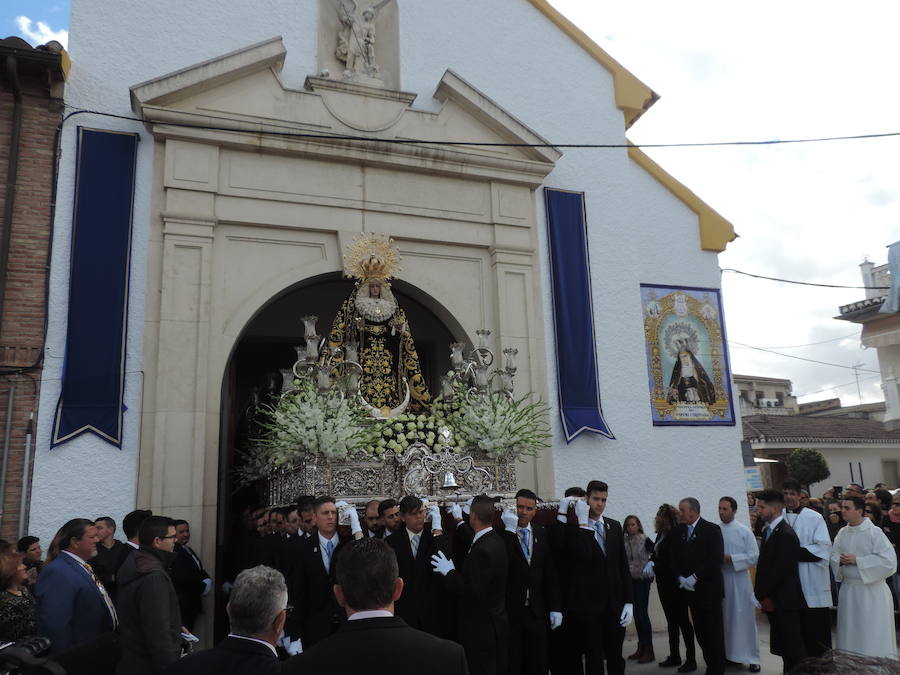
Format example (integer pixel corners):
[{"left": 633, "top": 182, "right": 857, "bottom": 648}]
[
  {"left": 432, "top": 494, "right": 508, "bottom": 675},
  {"left": 557, "top": 480, "right": 633, "bottom": 675},
  {"left": 386, "top": 496, "right": 452, "bottom": 637},
  {"left": 170, "top": 519, "right": 212, "bottom": 631},
  {"left": 283, "top": 537, "right": 467, "bottom": 674},
  {"left": 501, "top": 489, "right": 561, "bottom": 675},
  {"left": 284, "top": 496, "right": 362, "bottom": 651},
  {"left": 753, "top": 489, "right": 807, "bottom": 673},
  {"left": 166, "top": 565, "right": 286, "bottom": 675},
  {"left": 671, "top": 497, "right": 725, "bottom": 675}
]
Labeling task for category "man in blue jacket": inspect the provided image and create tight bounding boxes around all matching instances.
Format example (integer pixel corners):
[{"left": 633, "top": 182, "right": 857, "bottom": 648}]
[{"left": 35, "top": 518, "right": 118, "bottom": 654}]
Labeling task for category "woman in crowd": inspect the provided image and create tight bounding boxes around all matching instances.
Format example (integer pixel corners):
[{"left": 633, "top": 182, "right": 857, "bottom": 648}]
[
  {"left": 624, "top": 514, "right": 655, "bottom": 664},
  {"left": 866, "top": 503, "right": 885, "bottom": 529},
  {"left": 0, "top": 549, "right": 37, "bottom": 641},
  {"left": 826, "top": 501, "right": 844, "bottom": 541},
  {"left": 650, "top": 503, "right": 695, "bottom": 669}
]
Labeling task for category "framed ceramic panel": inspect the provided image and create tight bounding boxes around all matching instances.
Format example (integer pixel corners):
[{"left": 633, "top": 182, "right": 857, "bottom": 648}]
[{"left": 640, "top": 284, "right": 735, "bottom": 426}]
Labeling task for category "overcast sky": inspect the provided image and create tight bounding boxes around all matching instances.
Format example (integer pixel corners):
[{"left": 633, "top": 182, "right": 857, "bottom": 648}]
[{"left": 9, "top": 1, "right": 898, "bottom": 407}]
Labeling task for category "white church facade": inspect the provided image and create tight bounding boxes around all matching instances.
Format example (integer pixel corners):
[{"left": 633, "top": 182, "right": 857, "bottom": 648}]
[{"left": 29, "top": 0, "right": 745, "bottom": 584}]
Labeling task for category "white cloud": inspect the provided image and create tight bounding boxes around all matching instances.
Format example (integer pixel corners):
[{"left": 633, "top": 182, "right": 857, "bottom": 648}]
[{"left": 15, "top": 16, "right": 68, "bottom": 48}]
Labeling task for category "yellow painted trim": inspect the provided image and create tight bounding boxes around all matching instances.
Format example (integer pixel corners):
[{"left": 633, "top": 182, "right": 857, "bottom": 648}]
[
  {"left": 527, "top": 0, "right": 659, "bottom": 128},
  {"left": 59, "top": 47, "right": 71, "bottom": 79},
  {"left": 628, "top": 145, "right": 738, "bottom": 252}
]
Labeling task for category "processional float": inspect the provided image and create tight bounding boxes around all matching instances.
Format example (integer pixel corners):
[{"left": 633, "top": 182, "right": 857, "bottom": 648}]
[{"left": 239, "top": 234, "right": 549, "bottom": 508}]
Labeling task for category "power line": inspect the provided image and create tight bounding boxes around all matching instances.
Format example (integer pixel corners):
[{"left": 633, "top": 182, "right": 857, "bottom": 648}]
[
  {"left": 795, "top": 373, "right": 881, "bottom": 398},
  {"left": 60, "top": 106, "right": 900, "bottom": 151},
  {"left": 735, "top": 332, "right": 860, "bottom": 350},
  {"left": 728, "top": 341, "right": 880, "bottom": 373},
  {"left": 722, "top": 268, "right": 889, "bottom": 290}
]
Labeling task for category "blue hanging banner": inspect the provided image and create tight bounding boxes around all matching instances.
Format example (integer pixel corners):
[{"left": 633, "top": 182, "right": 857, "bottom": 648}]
[
  {"left": 52, "top": 128, "right": 138, "bottom": 448},
  {"left": 544, "top": 188, "right": 614, "bottom": 442}
]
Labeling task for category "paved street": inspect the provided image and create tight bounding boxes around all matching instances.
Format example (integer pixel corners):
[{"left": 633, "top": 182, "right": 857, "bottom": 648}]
[{"left": 621, "top": 617, "right": 800, "bottom": 675}]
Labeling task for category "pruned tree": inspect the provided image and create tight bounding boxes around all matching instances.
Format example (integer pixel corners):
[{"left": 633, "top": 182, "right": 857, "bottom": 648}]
[{"left": 785, "top": 447, "right": 830, "bottom": 490}]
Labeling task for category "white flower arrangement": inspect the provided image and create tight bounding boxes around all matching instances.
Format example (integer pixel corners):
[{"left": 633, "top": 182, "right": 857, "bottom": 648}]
[
  {"left": 237, "top": 378, "right": 378, "bottom": 484},
  {"left": 237, "top": 374, "right": 549, "bottom": 485},
  {"left": 450, "top": 391, "right": 550, "bottom": 460}
]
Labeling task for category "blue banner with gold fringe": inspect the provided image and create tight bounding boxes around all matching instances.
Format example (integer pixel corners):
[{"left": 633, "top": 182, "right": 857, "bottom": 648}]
[
  {"left": 52, "top": 128, "right": 138, "bottom": 448},
  {"left": 544, "top": 188, "right": 614, "bottom": 442}
]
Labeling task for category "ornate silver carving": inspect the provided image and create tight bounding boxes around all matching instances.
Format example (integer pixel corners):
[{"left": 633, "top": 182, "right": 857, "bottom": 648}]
[{"left": 262, "top": 446, "right": 516, "bottom": 506}]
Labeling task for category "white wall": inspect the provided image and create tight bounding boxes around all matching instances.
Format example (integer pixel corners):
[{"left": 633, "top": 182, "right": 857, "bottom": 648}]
[
  {"left": 30, "top": 0, "right": 746, "bottom": 543},
  {"left": 808, "top": 444, "right": 899, "bottom": 495}
]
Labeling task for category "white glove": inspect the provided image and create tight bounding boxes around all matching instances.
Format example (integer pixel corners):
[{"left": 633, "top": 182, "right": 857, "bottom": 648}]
[
  {"left": 501, "top": 509, "right": 518, "bottom": 533},
  {"left": 619, "top": 603, "right": 633, "bottom": 627},
  {"left": 446, "top": 502, "right": 463, "bottom": 521},
  {"left": 285, "top": 637, "right": 303, "bottom": 656},
  {"left": 549, "top": 611, "right": 563, "bottom": 630},
  {"left": 427, "top": 504, "right": 442, "bottom": 527},
  {"left": 346, "top": 506, "right": 362, "bottom": 536},
  {"left": 751, "top": 595, "right": 761, "bottom": 610},
  {"left": 574, "top": 498, "right": 590, "bottom": 526},
  {"left": 557, "top": 496, "right": 572, "bottom": 522},
  {"left": 642, "top": 561, "right": 655, "bottom": 578},
  {"left": 678, "top": 575, "right": 697, "bottom": 591},
  {"left": 430, "top": 550, "right": 456, "bottom": 576},
  {"left": 221, "top": 581, "right": 233, "bottom": 595},
  {"left": 201, "top": 578, "right": 213, "bottom": 596},
  {"left": 462, "top": 497, "right": 474, "bottom": 515}
]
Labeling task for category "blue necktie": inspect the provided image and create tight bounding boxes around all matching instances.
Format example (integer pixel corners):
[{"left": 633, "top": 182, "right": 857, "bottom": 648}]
[
  {"left": 518, "top": 528, "right": 530, "bottom": 562},
  {"left": 688, "top": 524, "right": 694, "bottom": 540},
  {"left": 764, "top": 525, "right": 771, "bottom": 541},
  {"left": 594, "top": 521, "right": 606, "bottom": 554},
  {"left": 411, "top": 534, "right": 421, "bottom": 558},
  {"left": 325, "top": 539, "right": 335, "bottom": 570}
]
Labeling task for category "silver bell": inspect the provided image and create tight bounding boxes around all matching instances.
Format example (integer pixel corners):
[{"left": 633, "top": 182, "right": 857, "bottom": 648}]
[{"left": 441, "top": 471, "right": 459, "bottom": 489}]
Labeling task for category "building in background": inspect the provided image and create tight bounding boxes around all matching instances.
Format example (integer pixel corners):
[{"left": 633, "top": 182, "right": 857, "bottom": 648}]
[
  {"left": 0, "top": 37, "right": 67, "bottom": 538},
  {"left": 836, "top": 253, "right": 899, "bottom": 431},
  {"left": 733, "top": 373, "right": 798, "bottom": 416}
]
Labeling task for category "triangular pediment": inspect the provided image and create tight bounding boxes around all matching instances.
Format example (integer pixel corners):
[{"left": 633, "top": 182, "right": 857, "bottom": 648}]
[{"left": 130, "top": 38, "right": 559, "bottom": 185}]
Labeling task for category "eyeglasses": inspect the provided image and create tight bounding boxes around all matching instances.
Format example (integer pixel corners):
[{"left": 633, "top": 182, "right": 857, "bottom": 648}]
[
  {"left": 865, "top": 509, "right": 873, "bottom": 514},
  {"left": 161, "top": 534, "right": 177, "bottom": 540},
  {"left": 284, "top": 604, "right": 294, "bottom": 617}
]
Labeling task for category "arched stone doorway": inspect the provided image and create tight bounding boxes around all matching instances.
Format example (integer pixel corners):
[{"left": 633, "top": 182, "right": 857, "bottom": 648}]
[{"left": 213, "top": 272, "right": 466, "bottom": 634}]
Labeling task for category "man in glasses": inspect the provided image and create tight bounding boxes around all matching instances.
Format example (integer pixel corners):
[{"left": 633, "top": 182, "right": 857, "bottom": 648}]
[
  {"left": 117, "top": 515, "right": 184, "bottom": 674},
  {"left": 167, "top": 565, "right": 287, "bottom": 675}
]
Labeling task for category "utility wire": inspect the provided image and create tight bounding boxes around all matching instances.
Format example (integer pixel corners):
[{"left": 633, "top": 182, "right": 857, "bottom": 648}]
[
  {"left": 729, "top": 341, "right": 879, "bottom": 373},
  {"left": 795, "top": 373, "right": 881, "bottom": 398},
  {"left": 737, "top": 332, "right": 860, "bottom": 350},
  {"left": 722, "top": 268, "right": 889, "bottom": 290},
  {"left": 61, "top": 106, "right": 900, "bottom": 151}
]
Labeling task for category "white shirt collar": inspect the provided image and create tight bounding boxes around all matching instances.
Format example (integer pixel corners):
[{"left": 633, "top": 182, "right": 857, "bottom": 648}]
[
  {"left": 518, "top": 522, "right": 533, "bottom": 533},
  {"left": 127, "top": 540, "right": 139, "bottom": 549},
  {"left": 227, "top": 634, "right": 277, "bottom": 657},
  {"left": 348, "top": 609, "right": 393, "bottom": 621},
  {"left": 768, "top": 512, "right": 785, "bottom": 532},
  {"left": 689, "top": 516, "right": 701, "bottom": 529},
  {"left": 318, "top": 531, "right": 340, "bottom": 548},
  {"left": 471, "top": 527, "right": 492, "bottom": 545},
  {"left": 589, "top": 515, "right": 606, "bottom": 528},
  {"left": 62, "top": 550, "right": 88, "bottom": 566},
  {"left": 406, "top": 527, "right": 423, "bottom": 543}
]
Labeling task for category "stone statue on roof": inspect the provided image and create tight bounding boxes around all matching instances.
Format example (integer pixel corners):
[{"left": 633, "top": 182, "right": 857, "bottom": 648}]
[{"left": 334, "top": 0, "right": 394, "bottom": 84}]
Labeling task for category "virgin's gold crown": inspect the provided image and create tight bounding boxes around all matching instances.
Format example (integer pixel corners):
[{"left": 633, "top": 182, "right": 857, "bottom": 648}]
[{"left": 344, "top": 233, "right": 401, "bottom": 281}]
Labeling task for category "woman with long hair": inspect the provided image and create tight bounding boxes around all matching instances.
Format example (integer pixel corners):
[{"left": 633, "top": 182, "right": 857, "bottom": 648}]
[
  {"left": 0, "top": 549, "right": 37, "bottom": 641},
  {"left": 650, "top": 503, "right": 696, "bottom": 669},
  {"left": 624, "top": 514, "right": 655, "bottom": 663}
]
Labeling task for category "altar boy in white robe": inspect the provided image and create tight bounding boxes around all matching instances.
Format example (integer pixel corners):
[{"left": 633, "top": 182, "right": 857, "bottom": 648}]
[
  {"left": 718, "top": 497, "right": 760, "bottom": 673},
  {"left": 830, "top": 494, "right": 897, "bottom": 659},
  {"left": 781, "top": 479, "right": 832, "bottom": 657}
]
